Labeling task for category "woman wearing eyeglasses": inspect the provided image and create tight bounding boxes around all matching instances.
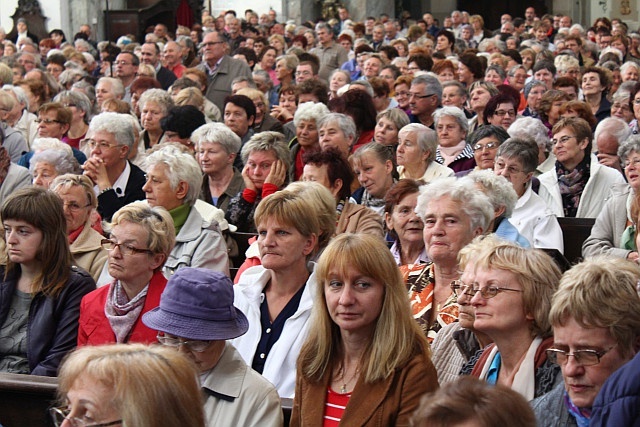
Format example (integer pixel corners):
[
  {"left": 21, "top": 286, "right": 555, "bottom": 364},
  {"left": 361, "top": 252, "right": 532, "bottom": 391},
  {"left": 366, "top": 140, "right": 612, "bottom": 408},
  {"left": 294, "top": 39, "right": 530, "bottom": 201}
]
[
  {"left": 531, "top": 257, "right": 640, "bottom": 425},
  {"left": 465, "top": 125, "right": 510, "bottom": 174},
  {"left": 53, "top": 343, "right": 205, "bottom": 427},
  {"left": 461, "top": 236, "right": 562, "bottom": 400},
  {"left": 0, "top": 187, "right": 95, "bottom": 376},
  {"left": 538, "top": 117, "right": 625, "bottom": 218},
  {"left": 77, "top": 202, "right": 175, "bottom": 346},
  {"left": 482, "top": 93, "right": 519, "bottom": 131},
  {"left": 51, "top": 174, "right": 107, "bottom": 282}
]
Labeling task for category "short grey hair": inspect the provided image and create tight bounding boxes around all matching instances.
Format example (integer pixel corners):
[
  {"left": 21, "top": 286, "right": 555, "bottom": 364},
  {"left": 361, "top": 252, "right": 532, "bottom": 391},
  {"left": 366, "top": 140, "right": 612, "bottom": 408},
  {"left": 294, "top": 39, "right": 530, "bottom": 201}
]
[
  {"left": 240, "top": 131, "right": 290, "bottom": 170},
  {"left": 376, "top": 108, "right": 410, "bottom": 131},
  {"left": 462, "top": 169, "right": 518, "bottom": 218},
  {"left": 508, "top": 117, "right": 550, "bottom": 151},
  {"left": 139, "top": 88, "right": 174, "bottom": 116},
  {"left": 53, "top": 90, "right": 92, "bottom": 124},
  {"left": 595, "top": 117, "right": 631, "bottom": 149},
  {"left": 398, "top": 123, "right": 437, "bottom": 162},
  {"left": 293, "top": 102, "right": 330, "bottom": 126},
  {"left": 277, "top": 54, "right": 299, "bottom": 72},
  {"left": 142, "top": 143, "right": 202, "bottom": 206},
  {"left": 97, "top": 77, "right": 124, "bottom": 99},
  {"left": 348, "top": 80, "right": 374, "bottom": 97},
  {"left": 618, "top": 135, "right": 640, "bottom": 163},
  {"left": 89, "top": 112, "right": 135, "bottom": 149},
  {"left": 191, "top": 122, "right": 241, "bottom": 155},
  {"left": 554, "top": 54, "right": 579, "bottom": 73},
  {"left": 415, "top": 176, "right": 493, "bottom": 233},
  {"left": 315, "top": 22, "right": 333, "bottom": 35},
  {"left": 317, "top": 113, "right": 357, "bottom": 141},
  {"left": 442, "top": 80, "right": 468, "bottom": 98},
  {"left": 29, "top": 148, "right": 79, "bottom": 176},
  {"left": 2, "top": 84, "right": 29, "bottom": 110},
  {"left": 411, "top": 73, "right": 443, "bottom": 103},
  {"left": 433, "top": 106, "right": 469, "bottom": 133},
  {"left": 620, "top": 61, "right": 640, "bottom": 75}
]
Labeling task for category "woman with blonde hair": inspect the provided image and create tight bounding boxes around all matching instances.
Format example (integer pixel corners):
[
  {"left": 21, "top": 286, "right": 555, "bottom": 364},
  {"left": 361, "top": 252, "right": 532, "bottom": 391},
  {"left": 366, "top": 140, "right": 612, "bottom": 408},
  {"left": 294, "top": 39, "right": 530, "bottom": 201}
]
[
  {"left": 291, "top": 233, "right": 438, "bottom": 425},
  {"left": 463, "top": 236, "right": 562, "bottom": 400},
  {"left": 53, "top": 343, "right": 204, "bottom": 427}
]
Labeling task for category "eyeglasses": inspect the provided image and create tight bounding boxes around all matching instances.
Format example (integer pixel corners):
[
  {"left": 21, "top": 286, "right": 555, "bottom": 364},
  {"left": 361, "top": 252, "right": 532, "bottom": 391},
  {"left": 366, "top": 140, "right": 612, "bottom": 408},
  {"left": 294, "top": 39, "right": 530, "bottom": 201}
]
[
  {"left": 551, "top": 135, "right": 576, "bottom": 145},
  {"left": 409, "top": 93, "right": 436, "bottom": 99},
  {"left": 35, "top": 118, "right": 62, "bottom": 125},
  {"left": 450, "top": 280, "right": 474, "bottom": 296},
  {"left": 468, "top": 285, "right": 524, "bottom": 299},
  {"left": 157, "top": 334, "right": 211, "bottom": 352},
  {"left": 473, "top": 142, "right": 499, "bottom": 152},
  {"left": 62, "top": 103, "right": 77, "bottom": 108},
  {"left": 494, "top": 161, "right": 525, "bottom": 175},
  {"left": 101, "top": 239, "right": 153, "bottom": 256},
  {"left": 63, "top": 202, "right": 91, "bottom": 212},
  {"left": 50, "top": 406, "right": 122, "bottom": 427},
  {"left": 546, "top": 345, "right": 616, "bottom": 367},
  {"left": 84, "top": 139, "right": 120, "bottom": 151},
  {"left": 114, "top": 60, "right": 133, "bottom": 66},
  {"left": 493, "top": 109, "right": 516, "bottom": 117},
  {"left": 624, "top": 157, "right": 640, "bottom": 168}
]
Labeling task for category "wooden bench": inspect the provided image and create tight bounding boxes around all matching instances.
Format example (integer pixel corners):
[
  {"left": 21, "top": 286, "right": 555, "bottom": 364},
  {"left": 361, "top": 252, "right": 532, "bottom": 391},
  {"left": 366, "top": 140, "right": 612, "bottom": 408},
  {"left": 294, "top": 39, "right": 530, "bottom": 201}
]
[
  {"left": 0, "top": 373, "right": 57, "bottom": 427},
  {"left": 557, "top": 217, "right": 596, "bottom": 265}
]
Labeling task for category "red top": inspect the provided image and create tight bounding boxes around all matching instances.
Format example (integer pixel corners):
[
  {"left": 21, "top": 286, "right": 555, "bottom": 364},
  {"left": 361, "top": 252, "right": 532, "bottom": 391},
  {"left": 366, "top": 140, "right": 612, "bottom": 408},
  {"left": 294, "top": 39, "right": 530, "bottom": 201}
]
[
  {"left": 323, "top": 388, "right": 351, "bottom": 427},
  {"left": 77, "top": 270, "right": 167, "bottom": 346}
]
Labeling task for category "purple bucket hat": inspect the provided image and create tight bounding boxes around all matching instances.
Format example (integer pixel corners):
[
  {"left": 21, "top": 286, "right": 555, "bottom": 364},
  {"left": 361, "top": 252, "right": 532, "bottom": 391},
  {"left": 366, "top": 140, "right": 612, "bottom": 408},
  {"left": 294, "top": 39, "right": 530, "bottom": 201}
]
[{"left": 142, "top": 268, "right": 248, "bottom": 341}]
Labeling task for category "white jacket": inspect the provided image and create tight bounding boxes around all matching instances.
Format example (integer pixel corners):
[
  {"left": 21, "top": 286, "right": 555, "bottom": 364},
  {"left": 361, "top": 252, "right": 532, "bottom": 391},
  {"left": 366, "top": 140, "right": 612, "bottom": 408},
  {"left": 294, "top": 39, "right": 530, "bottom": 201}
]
[
  {"left": 231, "top": 264, "right": 316, "bottom": 398},
  {"left": 510, "top": 183, "right": 564, "bottom": 253},
  {"left": 538, "top": 155, "right": 625, "bottom": 218}
]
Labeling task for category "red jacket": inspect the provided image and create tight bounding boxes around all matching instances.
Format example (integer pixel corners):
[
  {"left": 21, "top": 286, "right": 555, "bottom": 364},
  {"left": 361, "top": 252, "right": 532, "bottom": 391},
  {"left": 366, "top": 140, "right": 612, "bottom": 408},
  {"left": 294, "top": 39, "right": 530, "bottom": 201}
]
[{"left": 77, "top": 271, "right": 167, "bottom": 346}]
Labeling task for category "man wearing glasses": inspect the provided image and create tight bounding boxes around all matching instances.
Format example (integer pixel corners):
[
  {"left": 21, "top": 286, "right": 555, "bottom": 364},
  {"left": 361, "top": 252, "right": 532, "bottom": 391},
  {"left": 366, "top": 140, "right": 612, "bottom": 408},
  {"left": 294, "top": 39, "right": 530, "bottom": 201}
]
[
  {"left": 114, "top": 52, "right": 139, "bottom": 103},
  {"left": 197, "top": 31, "right": 252, "bottom": 112},
  {"left": 409, "top": 74, "right": 442, "bottom": 129},
  {"left": 531, "top": 257, "right": 640, "bottom": 426}
]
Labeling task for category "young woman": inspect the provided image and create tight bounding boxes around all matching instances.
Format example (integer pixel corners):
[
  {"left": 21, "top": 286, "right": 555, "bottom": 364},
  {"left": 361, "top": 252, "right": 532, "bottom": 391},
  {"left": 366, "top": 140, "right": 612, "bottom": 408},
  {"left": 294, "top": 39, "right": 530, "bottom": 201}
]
[{"left": 0, "top": 187, "right": 95, "bottom": 376}]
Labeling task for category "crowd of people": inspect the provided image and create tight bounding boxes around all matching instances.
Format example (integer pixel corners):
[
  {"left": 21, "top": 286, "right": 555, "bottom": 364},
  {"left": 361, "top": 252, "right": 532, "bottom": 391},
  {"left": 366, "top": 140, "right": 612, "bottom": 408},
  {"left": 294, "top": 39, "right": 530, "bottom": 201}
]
[{"left": 0, "top": 4, "right": 639, "bottom": 427}]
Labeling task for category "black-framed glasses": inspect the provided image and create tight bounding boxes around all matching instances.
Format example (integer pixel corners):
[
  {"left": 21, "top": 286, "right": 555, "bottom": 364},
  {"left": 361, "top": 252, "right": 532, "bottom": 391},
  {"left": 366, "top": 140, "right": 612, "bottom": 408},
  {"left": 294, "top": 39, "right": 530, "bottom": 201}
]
[
  {"left": 50, "top": 406, "right": 122, "bottom": 427},
  {"left": 409, "top": 92, "right": 436, "bottom": 99},
  {"left": 468, "top": 285, "right": 524, "bottom": 299},
  {"left": 551, "top": 135, "right": 576, "bottom": 146},
  {"left": 546, "top": 345, "right": 616, "bottom": 367},
  {"left": 101, "top": 239, "right": 153, "bottom": 256},
  {"left": 156, "top": 333, "right": 211, "bottom": 352},
  {"left": 34, "top": 118, "right": 62, "bottom": 125}
]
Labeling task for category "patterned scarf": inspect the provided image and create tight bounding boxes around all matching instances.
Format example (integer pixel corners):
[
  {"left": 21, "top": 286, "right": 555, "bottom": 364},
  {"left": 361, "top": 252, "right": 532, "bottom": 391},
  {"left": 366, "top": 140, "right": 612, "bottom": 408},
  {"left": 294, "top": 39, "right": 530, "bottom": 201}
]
[
  {"left": 104, "top": 280, "right": 149, "bottom": 343},
  {"left": 556, "top": 156, "right": 590, "bottom": 218},
  {"left": 564, "top": 390, "right": 591, "bottom": 427}
]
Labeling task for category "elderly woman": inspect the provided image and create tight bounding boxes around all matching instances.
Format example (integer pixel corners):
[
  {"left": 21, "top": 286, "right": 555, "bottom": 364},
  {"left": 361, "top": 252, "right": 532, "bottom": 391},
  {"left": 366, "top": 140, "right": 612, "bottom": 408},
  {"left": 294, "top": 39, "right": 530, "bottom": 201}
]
[
  {"left": 193, "top": 123, "right": 245, "bottom": 214},
  {"left": 465, "top": 125, "right": 510, "bottom": 173},
  {"left": 463, "top": 170, "right": 531, "bottom": 247},
  {"left": 302, "top": 148, "right": 384, "bottom": 237},
  {"left": 468, "top": 81, "right": 499, "bottom": 132},
  {"left": 485, "top": 65, "right": 507, "bottom": 87},
  {"left": 508, "top": 117, "right": 556, "bottom": 176},
  {"left": 538, "top": 117, "right": 625, "bottom": 218},
  {"left": 483, "top": 93, "right": 519, "bottom": 131},
  {"left": 55, "top": 344, "right": 204, "bottom": 427},
  {"left": 231, "top": 189, "right": 321, "bottom": 398},
  {"left": 463, "top": 237, "right": 562, "bottom": 400},
  {"left": 237, "top": 87, "right": 284, "bottom": 134},
  {"left": 434, "top": 106, "right": 476, "bottom": 173},
  {"left": 582, "top": 66, "right": 612, "bottom": 125},
  {"left": 403, "top": 177, "right": 493, "bottom": 342},
  {"left": 384, "top": 179, "right": 428, "bottom": 266},
  {"left": 50, "top": 174, "right": 108, "bottom": 281},
  {"left": 292, "top": 234, "right": 437, "bottom": 425},
  {"left": 289, "top": 102, "right": 329, "bottom": 180},
  {"left": 350, "top": 142, "right": 396, "bottom": 217},
  {"left": 53, "top": 90, "right": 91, "bottom": 149},
  {"left": 139, "top": 88, "right": 174, "bottom": 150},
  {"left": 0, "top": 187, "right": 95, "bottom": 376},
  {"left": 30, "top": 148, "right": 79, "bottom": 188},
  {"left": 583, "top": 135, "right": 640, "bottom": 260},
  {"left": 78, "top": 202, "right": 175, "bottom": 345},
  {"left": 373, "top": 108, "right": 409, "bottom": 148},
  {"left": 329, "top": 69, "right": 351, "bottom": 100},
  {"left": 621, "top": 61, "right": 640, "bottom": 82},
  {"left": 397, "top": 123, "right": 454, "bottom": 181},
  {"left": 142, "top": 143, "right": 229, "bottom": 276},
  {"left": 0, "top": 138, "right": 30, "bottom": 205},
  {"left": 225, "top": 131, "right": 290, "bottom": 233},
  {"left": 522, "top": 80, "right": 547, "bottom": 118},
  {"left": 494, "top": 138, "right": 564, "bottom": 252}
]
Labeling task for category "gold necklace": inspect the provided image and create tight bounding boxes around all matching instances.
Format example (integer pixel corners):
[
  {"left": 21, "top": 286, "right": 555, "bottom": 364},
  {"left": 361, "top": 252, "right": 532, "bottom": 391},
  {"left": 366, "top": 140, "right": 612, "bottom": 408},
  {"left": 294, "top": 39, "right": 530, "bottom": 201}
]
[{"left": 337, "top": 363, "right": 361, "bottom": 394}]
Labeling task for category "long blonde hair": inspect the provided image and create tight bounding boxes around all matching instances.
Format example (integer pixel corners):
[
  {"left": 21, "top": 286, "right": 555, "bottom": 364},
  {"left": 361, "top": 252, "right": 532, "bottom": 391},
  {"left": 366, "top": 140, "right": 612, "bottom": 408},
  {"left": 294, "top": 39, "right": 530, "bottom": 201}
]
[{"left": 298, "top": 234, "right": 429, "bottom": 383}]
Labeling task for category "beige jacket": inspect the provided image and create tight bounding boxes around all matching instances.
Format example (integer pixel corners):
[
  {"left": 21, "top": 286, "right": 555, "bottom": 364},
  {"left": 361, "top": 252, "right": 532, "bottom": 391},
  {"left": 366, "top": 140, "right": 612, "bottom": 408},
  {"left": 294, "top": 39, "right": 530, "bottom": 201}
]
[{"left": 71, "top": 219, "right": 108, "bottom": 282}]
